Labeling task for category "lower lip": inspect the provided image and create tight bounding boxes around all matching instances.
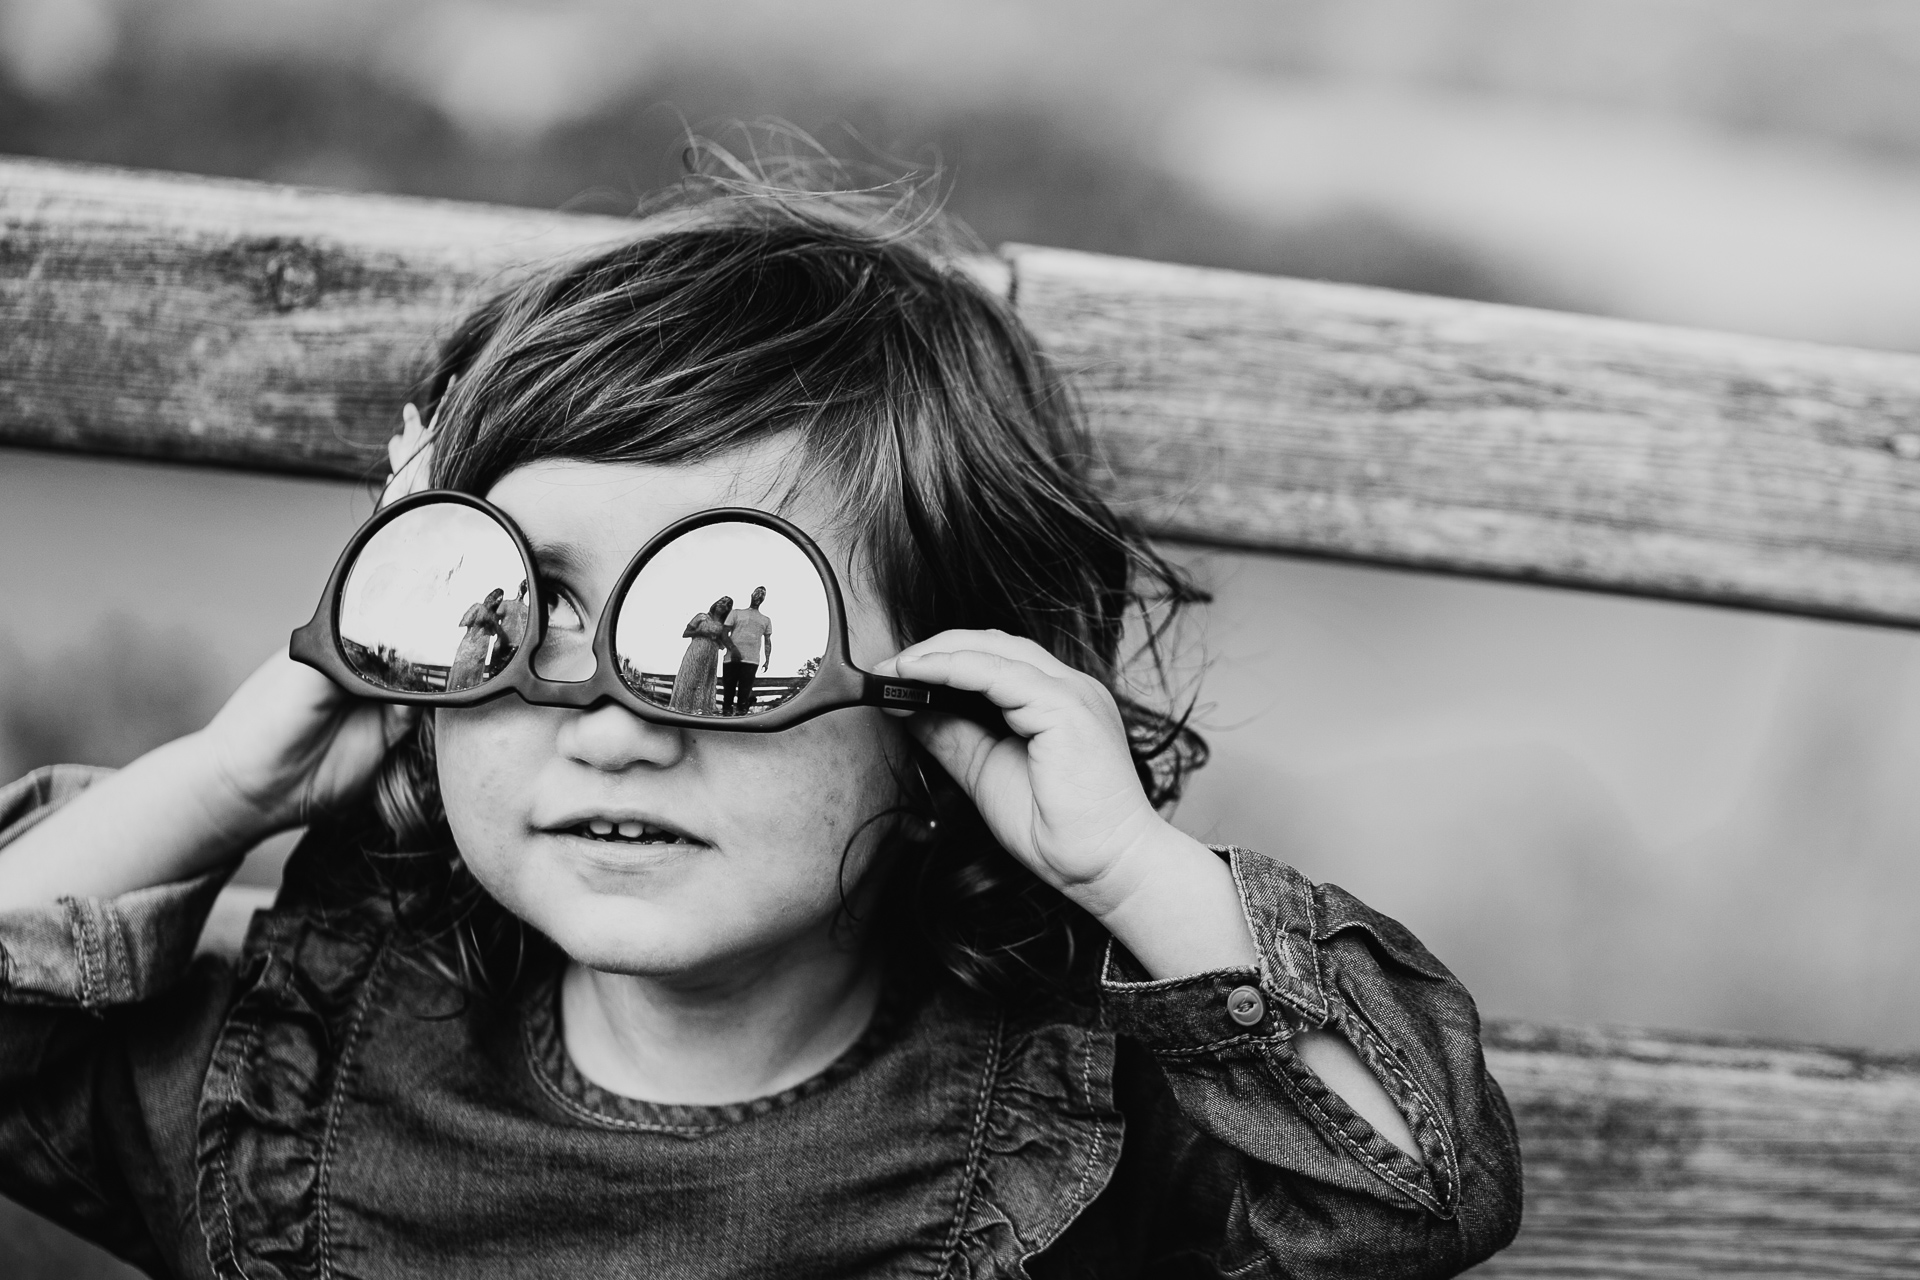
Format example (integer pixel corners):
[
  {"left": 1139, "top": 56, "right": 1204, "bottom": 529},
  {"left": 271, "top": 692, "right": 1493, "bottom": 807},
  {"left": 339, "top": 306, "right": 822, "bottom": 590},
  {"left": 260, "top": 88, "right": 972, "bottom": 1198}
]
[{"left": 547, "top": 830, "right": 708, "bottom": 866}]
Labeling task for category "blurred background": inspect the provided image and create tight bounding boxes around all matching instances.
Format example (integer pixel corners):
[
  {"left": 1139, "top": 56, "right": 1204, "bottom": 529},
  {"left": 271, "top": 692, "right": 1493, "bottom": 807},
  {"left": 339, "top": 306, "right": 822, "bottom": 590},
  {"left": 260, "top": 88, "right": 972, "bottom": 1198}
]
[{"left": 4, "top": 2, "right": 1920, "bottom": 1270}]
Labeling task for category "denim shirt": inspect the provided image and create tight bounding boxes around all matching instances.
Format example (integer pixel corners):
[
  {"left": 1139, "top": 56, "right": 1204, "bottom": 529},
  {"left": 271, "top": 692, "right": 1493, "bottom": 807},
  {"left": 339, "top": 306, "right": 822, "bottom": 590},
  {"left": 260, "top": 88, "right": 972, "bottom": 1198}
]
[{"left": 0, "top": 766, "right": 1521, "bottom": 1278}]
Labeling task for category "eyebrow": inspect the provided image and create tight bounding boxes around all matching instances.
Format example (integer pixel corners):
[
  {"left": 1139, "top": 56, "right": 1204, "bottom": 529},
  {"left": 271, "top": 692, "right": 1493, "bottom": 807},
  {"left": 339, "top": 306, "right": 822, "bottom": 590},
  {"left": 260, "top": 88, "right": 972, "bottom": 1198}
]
[{"left": 528, "top": 539, "right": 592, "bottom": 578}]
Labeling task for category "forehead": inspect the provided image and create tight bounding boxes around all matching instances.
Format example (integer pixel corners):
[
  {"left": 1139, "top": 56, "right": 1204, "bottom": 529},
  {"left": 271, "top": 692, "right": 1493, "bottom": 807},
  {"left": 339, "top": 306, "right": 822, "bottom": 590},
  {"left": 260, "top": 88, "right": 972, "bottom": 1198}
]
[{"left": 480, "top": 441, "right": 851, "bottom": 584}]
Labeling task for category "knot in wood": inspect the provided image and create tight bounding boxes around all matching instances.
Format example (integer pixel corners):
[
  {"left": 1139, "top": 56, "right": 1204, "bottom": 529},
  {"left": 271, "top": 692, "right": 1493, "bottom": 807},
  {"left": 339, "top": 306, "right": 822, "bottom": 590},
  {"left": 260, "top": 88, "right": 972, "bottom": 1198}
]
[
  {"left": 1890, "top": 432, "right": 1920, "bottom": 462},
  {"left": 264, "top": 248, "right": 322, "bottom": 311}
]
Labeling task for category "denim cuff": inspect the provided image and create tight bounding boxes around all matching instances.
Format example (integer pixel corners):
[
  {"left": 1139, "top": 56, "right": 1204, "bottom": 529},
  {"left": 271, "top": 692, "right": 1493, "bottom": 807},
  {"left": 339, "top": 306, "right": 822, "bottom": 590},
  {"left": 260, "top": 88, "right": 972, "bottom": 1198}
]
[
  {"left": 1100, "top": 846, "right": 1332, "bottom": 1051},
  {"left": 0, "top": 765, "right": 230, "bottom": 1008}
]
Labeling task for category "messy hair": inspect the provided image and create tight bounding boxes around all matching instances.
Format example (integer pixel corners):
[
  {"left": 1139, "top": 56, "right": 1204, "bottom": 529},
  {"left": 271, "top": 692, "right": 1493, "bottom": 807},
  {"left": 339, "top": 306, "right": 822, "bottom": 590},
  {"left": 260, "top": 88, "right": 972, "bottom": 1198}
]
[{"left": 368, "top": 143, "right": 1207, "bottom": 1003}]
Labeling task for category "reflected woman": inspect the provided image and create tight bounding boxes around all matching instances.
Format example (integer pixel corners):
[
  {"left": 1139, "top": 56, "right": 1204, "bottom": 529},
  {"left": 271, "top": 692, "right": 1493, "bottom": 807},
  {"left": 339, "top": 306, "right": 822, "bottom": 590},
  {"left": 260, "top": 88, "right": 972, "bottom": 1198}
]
[
  {"left": 670, "top": 595, "right": 735, "bottom": 714},
  {"left": 486, "top": 580, "right": 531, "bottom": 679},
  {"left": 448, "top": 587, "right": 506, "bottom": 691}
]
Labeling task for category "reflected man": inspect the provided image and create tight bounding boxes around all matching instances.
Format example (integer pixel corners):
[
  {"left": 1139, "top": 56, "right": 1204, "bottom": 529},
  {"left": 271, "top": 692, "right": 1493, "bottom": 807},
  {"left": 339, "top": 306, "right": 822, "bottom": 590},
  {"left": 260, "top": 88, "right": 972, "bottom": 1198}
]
[{"left": 722, "top": 586, "right": 773, "bottom": 715}]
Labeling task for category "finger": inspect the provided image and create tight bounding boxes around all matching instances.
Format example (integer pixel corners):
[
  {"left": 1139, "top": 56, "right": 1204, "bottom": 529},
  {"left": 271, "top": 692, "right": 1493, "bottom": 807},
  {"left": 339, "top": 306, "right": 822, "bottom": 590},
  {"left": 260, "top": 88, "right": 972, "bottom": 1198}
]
[
  {"left": 895, "top": 629, "right": 1082, "bottom": 682},
  {"left": 894, "top": 648, "right": 1096, "bottom": 734},
  {"left": 908, "top": 712, "right": 1001, "bottom": 788}
]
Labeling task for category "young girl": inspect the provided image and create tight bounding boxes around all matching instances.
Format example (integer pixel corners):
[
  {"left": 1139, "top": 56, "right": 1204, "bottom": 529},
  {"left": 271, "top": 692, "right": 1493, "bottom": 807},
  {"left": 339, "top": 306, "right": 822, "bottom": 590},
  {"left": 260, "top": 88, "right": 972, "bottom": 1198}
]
[{"left": 0, "top": 164, "right": 1521, "bottom": 1278}]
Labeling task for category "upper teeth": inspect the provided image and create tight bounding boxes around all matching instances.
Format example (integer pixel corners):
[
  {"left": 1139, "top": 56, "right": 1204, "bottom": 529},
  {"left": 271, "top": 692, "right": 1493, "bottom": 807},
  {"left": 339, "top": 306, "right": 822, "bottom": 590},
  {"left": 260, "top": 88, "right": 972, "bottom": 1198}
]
[{"left": 580, "top": 819, "right": 669, "bottom": 841}]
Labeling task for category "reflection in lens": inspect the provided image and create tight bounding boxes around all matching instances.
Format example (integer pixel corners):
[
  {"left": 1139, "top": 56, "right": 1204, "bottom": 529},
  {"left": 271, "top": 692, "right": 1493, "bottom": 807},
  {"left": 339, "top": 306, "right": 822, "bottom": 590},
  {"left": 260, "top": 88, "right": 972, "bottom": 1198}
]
[
  {"left": 338, "top": 502, "right": 532, "bottom": 694},
  {"left": 613, "top": 522, "right": 830, "bottom": 717}
]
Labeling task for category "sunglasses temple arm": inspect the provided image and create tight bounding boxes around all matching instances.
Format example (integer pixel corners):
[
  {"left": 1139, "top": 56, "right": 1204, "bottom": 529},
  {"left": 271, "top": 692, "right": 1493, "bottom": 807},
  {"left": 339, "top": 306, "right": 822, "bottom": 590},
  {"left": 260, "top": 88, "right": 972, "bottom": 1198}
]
[{"left": 861, "top": 674, "right": 1005, "bottom": 732}]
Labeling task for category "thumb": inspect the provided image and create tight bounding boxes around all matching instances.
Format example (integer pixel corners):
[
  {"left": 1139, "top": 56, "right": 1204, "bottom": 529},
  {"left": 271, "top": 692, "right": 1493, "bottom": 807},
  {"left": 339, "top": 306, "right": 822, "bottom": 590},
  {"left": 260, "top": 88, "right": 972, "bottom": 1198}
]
[{"left": 908, "top": 713, "right": 999, "bottom": 792}]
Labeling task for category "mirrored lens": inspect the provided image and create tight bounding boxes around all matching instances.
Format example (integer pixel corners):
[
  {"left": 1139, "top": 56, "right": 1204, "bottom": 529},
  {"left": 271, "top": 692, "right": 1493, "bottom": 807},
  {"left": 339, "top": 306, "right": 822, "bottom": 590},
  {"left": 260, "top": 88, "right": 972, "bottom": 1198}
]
[
  {"left": 338, "top": 502, "right": 532, "bottom": 694},
  {"left": 613, "top": 522, "right": 830, "bottom": 717}
]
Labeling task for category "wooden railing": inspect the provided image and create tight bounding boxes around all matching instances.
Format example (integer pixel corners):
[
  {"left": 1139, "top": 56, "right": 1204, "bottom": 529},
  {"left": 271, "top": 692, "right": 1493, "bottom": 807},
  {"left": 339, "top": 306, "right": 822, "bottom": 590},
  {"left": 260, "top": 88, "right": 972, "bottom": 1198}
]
[{"left": 4, "top": 157, "right": 1918, "bottom": 1274}]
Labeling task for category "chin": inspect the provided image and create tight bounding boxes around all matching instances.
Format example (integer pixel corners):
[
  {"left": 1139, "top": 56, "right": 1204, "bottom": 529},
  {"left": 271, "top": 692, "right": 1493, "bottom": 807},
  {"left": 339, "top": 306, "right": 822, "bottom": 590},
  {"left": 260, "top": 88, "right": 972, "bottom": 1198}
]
[{"left": 528, "top": 894, "right": 720, "bottom": 977}]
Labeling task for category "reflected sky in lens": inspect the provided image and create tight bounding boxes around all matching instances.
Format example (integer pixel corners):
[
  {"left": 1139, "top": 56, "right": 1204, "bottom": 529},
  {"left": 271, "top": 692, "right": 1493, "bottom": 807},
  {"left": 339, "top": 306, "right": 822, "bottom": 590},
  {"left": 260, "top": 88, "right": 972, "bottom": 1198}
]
[
  {"left": 615, "top": 522, "right": 828, "bottom": 678},
  {"left": 340, "top": 504, "right": 527, "bottom": 665}
]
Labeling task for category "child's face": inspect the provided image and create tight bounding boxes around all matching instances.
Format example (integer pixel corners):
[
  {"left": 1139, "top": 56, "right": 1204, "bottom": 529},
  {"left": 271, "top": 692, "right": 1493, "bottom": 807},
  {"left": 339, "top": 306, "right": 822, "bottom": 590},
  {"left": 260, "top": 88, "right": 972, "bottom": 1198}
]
[{"left": 434, "top": 440, "right": 908, "bottom": 980}]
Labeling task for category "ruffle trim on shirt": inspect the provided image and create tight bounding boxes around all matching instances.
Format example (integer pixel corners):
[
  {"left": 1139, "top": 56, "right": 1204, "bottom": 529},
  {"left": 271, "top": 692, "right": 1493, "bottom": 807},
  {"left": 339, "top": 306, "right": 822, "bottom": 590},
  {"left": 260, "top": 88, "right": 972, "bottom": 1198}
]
[
  {"left": 196, "top": 903, "right": 392, "bottom": 1280},
  {"left": 945, "top": 1000, "right": 1125, "bottom": 1279}
]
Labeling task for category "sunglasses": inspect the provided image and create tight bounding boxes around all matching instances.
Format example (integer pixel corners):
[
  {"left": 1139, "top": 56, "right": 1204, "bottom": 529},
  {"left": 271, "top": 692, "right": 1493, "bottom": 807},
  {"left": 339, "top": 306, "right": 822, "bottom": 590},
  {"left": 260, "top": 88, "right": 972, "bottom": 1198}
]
[{"left": 290, "top": 491, "right": 994, "bottom": 731}]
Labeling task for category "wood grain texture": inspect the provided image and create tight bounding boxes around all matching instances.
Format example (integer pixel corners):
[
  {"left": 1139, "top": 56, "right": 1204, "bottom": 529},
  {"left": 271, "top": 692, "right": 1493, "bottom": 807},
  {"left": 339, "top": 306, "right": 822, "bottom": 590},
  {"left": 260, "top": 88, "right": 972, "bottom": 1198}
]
[
  {"left": 1007, "top": 245, "right": 1920, "bottom": 629},
  {"left": 0, "top": 157, "right": 639, "bottom": 479},
  {"left": 1475, "top": 1022, "right": 1920, "bottom": 1276}
]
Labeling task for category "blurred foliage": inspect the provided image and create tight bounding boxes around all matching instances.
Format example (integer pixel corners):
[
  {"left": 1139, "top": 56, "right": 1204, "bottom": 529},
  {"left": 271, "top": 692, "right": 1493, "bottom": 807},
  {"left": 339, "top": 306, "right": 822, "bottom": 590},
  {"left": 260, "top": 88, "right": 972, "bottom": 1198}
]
[
  {"left": 0, "top": 47, "right": 1514, "bottom": 303},
  {"left": 0, "top": 619, "right": 218, "bottom": 779}
]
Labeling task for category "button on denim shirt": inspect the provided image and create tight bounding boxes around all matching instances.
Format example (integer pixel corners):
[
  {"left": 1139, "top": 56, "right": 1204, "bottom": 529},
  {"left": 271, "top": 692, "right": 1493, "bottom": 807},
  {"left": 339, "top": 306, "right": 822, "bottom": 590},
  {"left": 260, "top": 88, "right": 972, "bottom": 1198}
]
[{"left": 0, "top": 766, "right": 1521, "bottom": 1278}]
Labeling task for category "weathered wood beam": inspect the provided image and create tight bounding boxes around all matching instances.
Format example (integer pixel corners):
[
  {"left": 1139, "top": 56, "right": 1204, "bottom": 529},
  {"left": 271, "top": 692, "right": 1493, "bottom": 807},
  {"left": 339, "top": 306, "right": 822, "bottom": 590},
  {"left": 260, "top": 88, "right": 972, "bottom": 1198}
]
[
  {"left": 5, "top": 159, "right": 1920, "bottom": 629},
  {"left": 1006, "top": 244, "right": 1920, "bottom": 630},
  {"left": 1475, "top": 1022, "right": 1920, "bottom": 1276},
  {"left": 0, "top": 158, "right": 636, "bottom": 479}
]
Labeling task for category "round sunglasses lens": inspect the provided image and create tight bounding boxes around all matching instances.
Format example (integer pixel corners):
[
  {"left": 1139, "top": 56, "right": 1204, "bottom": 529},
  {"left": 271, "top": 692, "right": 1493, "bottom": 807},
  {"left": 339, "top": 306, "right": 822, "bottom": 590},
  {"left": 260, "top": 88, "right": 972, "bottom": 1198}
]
[
  {"left": 612, "top": 522, "right": 829, "bottom": 718},
  {"left": 338, "top": 501, "right": 532, "bottom": 694}
]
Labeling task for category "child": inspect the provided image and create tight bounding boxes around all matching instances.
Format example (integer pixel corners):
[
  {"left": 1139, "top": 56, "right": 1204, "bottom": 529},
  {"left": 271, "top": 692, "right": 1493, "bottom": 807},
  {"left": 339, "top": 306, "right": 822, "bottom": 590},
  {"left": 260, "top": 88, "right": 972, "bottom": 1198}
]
[{"left": 0, "top": 160, "right": 1521, "bottom": 1278}]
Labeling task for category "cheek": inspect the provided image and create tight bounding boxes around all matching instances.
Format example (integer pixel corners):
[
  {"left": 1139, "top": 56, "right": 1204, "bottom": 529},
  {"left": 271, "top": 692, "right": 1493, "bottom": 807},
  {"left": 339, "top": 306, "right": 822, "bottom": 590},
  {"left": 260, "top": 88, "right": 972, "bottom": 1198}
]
[
  {"left": 711, "top": 709, "right": 906, "bottom": 886},
  {"left": 433, "top": 706, "right": 548, "bottom": 862}
]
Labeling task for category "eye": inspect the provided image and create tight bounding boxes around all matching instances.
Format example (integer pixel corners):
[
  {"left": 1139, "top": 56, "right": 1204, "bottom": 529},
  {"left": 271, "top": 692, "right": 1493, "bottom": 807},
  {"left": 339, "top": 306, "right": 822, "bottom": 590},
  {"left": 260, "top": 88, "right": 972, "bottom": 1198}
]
[{"left": 542, "top": 589, "right": 586, "bottom": 632}]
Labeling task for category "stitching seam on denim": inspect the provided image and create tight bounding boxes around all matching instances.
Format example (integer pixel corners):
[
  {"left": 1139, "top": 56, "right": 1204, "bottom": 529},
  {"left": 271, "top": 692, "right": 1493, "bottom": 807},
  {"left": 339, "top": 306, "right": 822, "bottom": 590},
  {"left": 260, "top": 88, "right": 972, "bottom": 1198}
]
[
  {"left": 520, "top": 1017, "right": 733, "bottom": 1136},
  {"left": 316, "top": 932, "right": 392, "bottom": 1280},
  {"left": 1225, "top": 849, "right": 1275, "bottom": 993},
  {"left": 936, "top": 1010, "right": 1002, "bottom": 1279},
  {"left": 518, "top": 997, "right": 865, "bottom": 1136},
  {"left": 1146, "top": 1028, "right": 1290, "bottom": 1058},
  {"left": 1055, "top": 1027, "right": 1108, "bottom": 1241},
  {"left": 1263, "top": 1039, "right": 1438, "bottom": 1212},
  {"left": 208, "top": 960, "right": 268, "bottom": 1280},
  {"left": 1336, "top": 989, "right": 1460, "bottom": 1209},
  {"left": 1328, "top": 1009, "right": 1441, "bottom": 1204},
  {"left": 1302, "top": 878, "right": 1327, "bottom": 1019},
  {"left": 1101, "top": 971, "right": 1259, "bottom": 993},
  {"left": 105, "top": 901, "right": 133, "bottom": 1003},
  {"left": 63, "top": 899, "right": 99, "bottom": 1008}
]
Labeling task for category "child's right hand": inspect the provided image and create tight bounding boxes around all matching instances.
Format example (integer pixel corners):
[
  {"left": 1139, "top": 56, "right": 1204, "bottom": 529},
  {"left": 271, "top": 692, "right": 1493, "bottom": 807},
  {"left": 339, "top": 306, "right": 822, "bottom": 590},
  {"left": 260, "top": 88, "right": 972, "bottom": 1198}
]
[
  {"left": 198, "top": 392, "right": 443, "bottom": 837},
  {"left": 193, "top": 652, "right": 417, "bottom": 842},
  {"left": 0, "top": 400, "right": 437, "bottom": 907}
]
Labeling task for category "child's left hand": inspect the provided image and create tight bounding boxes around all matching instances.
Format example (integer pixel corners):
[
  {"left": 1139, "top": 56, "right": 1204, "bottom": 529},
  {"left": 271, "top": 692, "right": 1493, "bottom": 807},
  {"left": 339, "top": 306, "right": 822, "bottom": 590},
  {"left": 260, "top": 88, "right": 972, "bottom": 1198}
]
[{"left": 881, "top": 630, "right": 1177, "bottom": 922}]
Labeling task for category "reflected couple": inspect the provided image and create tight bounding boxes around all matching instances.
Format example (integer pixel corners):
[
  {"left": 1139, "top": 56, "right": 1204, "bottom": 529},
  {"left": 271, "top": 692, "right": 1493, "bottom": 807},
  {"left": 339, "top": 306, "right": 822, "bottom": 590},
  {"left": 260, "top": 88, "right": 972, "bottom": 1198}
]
[
  {"left": 671, "top": 586, "right": 775, "bottom": 715},
  {"left": 448, "top": 579, "right": 529, "bottom": 691}
]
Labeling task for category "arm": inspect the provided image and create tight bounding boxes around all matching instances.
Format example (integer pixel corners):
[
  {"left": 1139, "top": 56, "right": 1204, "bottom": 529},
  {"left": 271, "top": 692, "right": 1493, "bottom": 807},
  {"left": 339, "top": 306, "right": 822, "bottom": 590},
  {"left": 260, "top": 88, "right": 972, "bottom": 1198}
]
[
  {"left": 0, "top": 766, "right": 241, "bottom": 1270},
  {"left": 0, "top": 650, "right": 412, "bottom": 909},
  {"left": 887, "top": 631, "right": 1522, "bottom": 1273}
]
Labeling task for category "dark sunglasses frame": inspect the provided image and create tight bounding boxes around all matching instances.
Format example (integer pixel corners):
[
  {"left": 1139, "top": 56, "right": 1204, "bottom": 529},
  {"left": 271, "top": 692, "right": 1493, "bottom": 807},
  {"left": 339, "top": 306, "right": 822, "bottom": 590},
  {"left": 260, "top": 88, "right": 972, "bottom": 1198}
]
[{"left": 290, "top": 490, "right": 994, "bottom": 731}]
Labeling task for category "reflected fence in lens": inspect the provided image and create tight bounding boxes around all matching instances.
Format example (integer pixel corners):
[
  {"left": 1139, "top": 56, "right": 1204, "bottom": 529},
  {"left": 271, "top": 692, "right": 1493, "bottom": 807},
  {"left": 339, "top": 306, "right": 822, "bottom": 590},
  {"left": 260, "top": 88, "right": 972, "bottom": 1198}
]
[
  {"left": 613, "top": 521, "right": 830, "bottom": 718},
  {"left": 338, "top": 501, "right": 533, "bottom": 694}
]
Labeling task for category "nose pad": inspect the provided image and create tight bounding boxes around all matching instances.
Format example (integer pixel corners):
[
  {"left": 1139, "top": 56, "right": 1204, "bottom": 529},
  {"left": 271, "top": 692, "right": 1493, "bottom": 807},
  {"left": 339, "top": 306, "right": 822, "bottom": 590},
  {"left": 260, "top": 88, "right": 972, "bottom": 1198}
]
[{"left": 532, "top": 630, "right": 597, "bottom": 682}]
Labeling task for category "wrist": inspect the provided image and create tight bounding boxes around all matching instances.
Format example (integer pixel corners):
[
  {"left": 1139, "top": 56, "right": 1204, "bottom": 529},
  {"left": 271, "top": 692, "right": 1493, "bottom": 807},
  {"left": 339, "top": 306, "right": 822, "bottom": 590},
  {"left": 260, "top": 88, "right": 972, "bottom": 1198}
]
[
  {"left": 180, "top": 729, "right": 296, "bottom": 852},
  {"left": 1089, "top": 823, "right": 1260, "bottom": 980}
]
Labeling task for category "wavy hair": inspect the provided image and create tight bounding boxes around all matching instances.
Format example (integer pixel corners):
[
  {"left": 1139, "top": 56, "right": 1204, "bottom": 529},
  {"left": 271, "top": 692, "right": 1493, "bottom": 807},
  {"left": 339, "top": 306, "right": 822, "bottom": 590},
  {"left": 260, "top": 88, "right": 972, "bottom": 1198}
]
[{"left": 366, "top": 141, "right": 1208, "bottom": 1003}]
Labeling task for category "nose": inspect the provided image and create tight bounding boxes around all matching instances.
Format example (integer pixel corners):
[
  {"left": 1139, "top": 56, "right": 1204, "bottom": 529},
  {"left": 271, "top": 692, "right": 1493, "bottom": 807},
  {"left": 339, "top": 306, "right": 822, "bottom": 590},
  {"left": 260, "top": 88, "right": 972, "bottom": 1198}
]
[{"left": 555, "top": 703, "right": 687, "bottom": 772}]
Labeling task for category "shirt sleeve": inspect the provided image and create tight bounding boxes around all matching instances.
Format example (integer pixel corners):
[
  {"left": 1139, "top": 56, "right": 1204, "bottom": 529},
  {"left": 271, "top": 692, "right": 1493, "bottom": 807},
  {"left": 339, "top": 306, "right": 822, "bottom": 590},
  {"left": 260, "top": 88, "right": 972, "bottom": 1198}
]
[
  {"left": 0, "top": 765, "right": 231, "bottom": 1008},
  {"left": 1100, "top": 845, "right": 1522, "bottom": 1276},
  {"left": 0, "top": 764, "right": 242, "bottom": 1273}
]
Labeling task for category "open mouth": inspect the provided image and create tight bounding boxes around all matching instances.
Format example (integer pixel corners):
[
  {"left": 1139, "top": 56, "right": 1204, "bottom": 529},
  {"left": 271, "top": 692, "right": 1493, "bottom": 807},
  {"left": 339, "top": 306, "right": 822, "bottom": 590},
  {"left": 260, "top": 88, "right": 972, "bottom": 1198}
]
[{"left": 563, "top": 819, "right": 704, "bottom": 847}]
